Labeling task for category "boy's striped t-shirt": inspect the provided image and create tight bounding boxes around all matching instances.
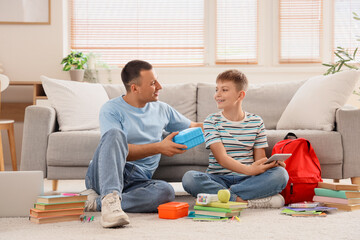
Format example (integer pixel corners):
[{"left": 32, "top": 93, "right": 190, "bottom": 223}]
[{"left": 204, "top": 111, "right": 268, "bottom": 175}]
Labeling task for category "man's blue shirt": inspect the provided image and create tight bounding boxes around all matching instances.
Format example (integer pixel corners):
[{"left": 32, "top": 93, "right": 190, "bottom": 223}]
[{"left": 99, "top": 96, "right": 191, "bottom": 177}]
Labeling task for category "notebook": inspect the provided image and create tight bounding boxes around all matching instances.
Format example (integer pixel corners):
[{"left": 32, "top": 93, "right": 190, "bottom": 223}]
[{"left": 0, "top": 171, "right": 43, "bottom": 217}]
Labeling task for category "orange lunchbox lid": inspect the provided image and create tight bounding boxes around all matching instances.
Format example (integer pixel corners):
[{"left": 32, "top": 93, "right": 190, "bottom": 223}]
[
  {"left": 158, "top": 202, "right": 189, "bottom": 210},
  {"left": 158, "top": 202, "right": 189, "bottom": 219}
]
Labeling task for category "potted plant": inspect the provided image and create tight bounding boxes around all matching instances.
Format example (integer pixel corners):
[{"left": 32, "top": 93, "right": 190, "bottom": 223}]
[{"left": 61, "top": 51, "right": 88, "bottom": 81}]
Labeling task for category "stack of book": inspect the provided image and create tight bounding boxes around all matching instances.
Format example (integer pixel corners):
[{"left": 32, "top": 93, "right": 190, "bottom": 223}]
[
  {"left": 281, "top": 202, "right": 336, "bottom": 217},
  {"left": 313, "top": 182, "right": 360, "bottom": 211},
  {"left": 30, "top": 194, "right": 87, "bottom": 224},
  {"left": 192, "top": 201, "right": 247, "bottom": 221}
]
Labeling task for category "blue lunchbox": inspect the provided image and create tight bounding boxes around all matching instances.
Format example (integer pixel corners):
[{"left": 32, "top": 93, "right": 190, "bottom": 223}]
[{"left": 173, "top": 127, "right": 205, "bottom": 150}]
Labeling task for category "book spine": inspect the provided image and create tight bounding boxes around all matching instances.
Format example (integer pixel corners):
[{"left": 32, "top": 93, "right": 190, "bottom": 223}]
[
  {"left": 312, "top": 195, "right": 347, "bottom": 204},
  {"left": 194, "top": 205, "right": 231, "bottom": 213},
  {"left": 314, "top": 188, "right": 347, "bottom": 199}
]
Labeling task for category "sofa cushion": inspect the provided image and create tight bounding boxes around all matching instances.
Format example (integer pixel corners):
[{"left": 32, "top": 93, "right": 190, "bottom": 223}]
[
  {"left": 265, "top": 130, "right": 343, "bottom": 165},
  {"left": 41, "top": 76, "right": 109, "bottom": 131},
  {"left": 158, "top": 130, "right": 342, "bottom": 169},
  {"left": 102, "top": 84, "right": 126, "bottom": 99},
  {"left": 277, "top": 70, "right": 360, "bottom": 131},
  {"left": 159, "top": 143, "right": 210, "bottom": 167},
  {"left": 197, "top": 80, "right": 305, "bottom": 129},
  {"left": 158, "top": 83, "right": 197, "bottom": 122},
  {"left": 47, "top": 131, "right": 100, "bottom": 166}
]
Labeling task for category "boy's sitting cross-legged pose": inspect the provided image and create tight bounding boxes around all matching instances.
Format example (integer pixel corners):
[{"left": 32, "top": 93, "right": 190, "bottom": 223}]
[{"left": 182, "top": 69, "right": 289, "bottom": 208}]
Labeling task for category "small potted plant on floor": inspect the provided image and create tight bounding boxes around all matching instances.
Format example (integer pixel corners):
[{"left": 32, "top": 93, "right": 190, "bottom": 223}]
[{"left": 61, "top": 51, "right": 88, "bottom": 81}]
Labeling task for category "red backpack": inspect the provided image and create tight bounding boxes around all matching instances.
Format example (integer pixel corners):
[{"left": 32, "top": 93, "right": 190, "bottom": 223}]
[{"left": 272, "top": 132, "right": 322, "bottom": 205}]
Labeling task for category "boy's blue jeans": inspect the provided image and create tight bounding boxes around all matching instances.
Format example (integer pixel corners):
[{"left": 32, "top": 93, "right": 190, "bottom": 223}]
[
  {"left": 85, "top": 129, "right": 175, "bottom": 213},
  {"left": 182, "top": 167, "right": 289, "bottom": 202}
]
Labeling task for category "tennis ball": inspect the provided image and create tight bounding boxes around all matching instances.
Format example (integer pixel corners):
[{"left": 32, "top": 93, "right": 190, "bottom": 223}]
[{"left": 218, "top": 189, "right": 230, "bottom": 203}]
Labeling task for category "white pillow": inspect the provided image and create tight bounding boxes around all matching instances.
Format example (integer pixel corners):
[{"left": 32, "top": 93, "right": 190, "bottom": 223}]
[
  {"left": 277, "top": 70, "right": 360, "bottom": 131},
  {"left": 41, "top": 76, "right": 109, "bottom": 131}
]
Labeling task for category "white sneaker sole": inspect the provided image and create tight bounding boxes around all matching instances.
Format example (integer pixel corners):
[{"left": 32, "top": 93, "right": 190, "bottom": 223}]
[{"left": 101, "top": 217, "right": 130, "bottom": 228}]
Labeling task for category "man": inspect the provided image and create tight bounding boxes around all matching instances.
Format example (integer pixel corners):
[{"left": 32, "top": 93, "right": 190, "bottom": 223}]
[{"left": 83, "top": 60, "right": 202, "bottom": 228}]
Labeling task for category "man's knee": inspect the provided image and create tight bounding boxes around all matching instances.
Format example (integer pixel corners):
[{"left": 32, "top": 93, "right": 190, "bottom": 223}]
[
  {"left": 154, "top": 181, "right": 175, "bottom": 203},
  {"left": 103, "top": 128, "right": 126, "bottom": 141},
  {"left": 100, "top": 128, "right": 128, "bottom": 151}
]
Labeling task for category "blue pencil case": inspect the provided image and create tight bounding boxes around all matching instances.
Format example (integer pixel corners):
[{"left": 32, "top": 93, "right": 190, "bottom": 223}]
[{"left": 173, "top": 127, "right": 205, "bottom": 150}]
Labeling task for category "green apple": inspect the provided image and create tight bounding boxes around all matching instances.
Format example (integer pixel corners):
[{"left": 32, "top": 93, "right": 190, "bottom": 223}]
[{"left": 217, "top": 189, "right": 230, "bottom": 203}]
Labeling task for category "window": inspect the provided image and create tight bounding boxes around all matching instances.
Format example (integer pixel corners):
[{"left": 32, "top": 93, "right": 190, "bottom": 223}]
[
  {"left": 68, "top": 0, "right": 352, "bottom": 68},
  {"left": 279, "top": 0, "right": 323, "bottom": 63},
  {"left": 334, "top": 0, "right": 360, "bottom": 56},
  {"left": 70, "top": 0, "right": 204, "bottom": 67},
  {"left": 216, "top": 0, "right": 258, "bottom": 64}
]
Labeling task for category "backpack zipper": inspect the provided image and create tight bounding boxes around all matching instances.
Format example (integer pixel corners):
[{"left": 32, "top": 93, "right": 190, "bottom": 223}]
[{"left": 290, "top": 183, "right": 293, "bottom": 194}]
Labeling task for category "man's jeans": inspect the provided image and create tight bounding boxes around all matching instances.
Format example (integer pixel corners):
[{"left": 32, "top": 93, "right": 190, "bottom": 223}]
[
  {"left": 182, "top": 167, "right": 289, "bottom": 202},
  {"left": 85, "top": 128, "right": 175, "bottom": 213}
]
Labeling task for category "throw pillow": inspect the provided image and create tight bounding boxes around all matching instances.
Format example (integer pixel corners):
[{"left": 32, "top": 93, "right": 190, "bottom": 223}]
[
  {"left": 41, "top": 76, "right": 109, "bottom": 131},
  {"left": 277, "top": 70, "right": 360, "bottom": 131}
]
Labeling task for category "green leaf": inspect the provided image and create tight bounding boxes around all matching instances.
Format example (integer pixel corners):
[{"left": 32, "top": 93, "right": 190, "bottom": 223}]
[
  {"left": 63, "top": 65, "right": 71, "bottom": 71},
  {"left": 322, "top": 63, "right": 334, "bottom": 67},
  {"left": 334, "top": 52, "right": 344, "bottom": 60},
  {"left": 344, "top": 63, "right": 359, "bottom": 70},
  {"left": 353, "top": 47, "right": 358, "bottom": 59},
  {"left": 337, "top": 61, "right": 345, "bottom": 71}
]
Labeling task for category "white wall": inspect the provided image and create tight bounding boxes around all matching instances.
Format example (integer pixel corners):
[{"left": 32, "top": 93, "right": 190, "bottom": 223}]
[{"left": 0, "top": 0, "right": 359, "bottom": 169}]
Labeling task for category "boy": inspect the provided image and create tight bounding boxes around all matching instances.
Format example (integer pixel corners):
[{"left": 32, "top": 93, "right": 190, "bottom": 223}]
[{"left": 182, "top": 70, "right": 289, "bottom": 208}]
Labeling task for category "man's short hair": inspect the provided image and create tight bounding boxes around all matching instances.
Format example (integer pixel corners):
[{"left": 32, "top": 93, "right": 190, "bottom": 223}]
[
  {"left": 216, "top": 69, "right": 248, "bottom": 91},
  {"left": 121, "top": 60, "right": 153, "bottom": 91}
]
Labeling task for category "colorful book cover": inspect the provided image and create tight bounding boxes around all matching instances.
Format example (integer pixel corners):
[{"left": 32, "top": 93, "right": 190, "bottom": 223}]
[
  {"left": 29, "top": 214, "right": 81, "bottom": 224},
  {"left": 195, "top": 201, "right": 247, "bottom": 209},
  {"left": 281, "top": 208, "right": 326, "bottom": 217},
  {"left": 34, "top": 201, "right": 86, "bottom": 210},
  {"left": 317, "top": 182, "right": 360, "bottom": 191},
  {"left": 314, "top": 188, "right": 360, "bottom": 199},
  {"left": 194, "top": 210, "right": 240, "bottom": 218},
  {"left": 36, "top": 195, "right": 87, "bottom": 204},
  {"left": 30, "top": 207, "right": 84, "bottom": 218},
  {"left": 194, "top": 205, "right": 235, "bottom": 213},
  {"left": 313, "top": 195, "right": 360, "bottom": 205},
  {"left": 193, "top": 217, "right": 229, "bottom": 222},
  {"left": 323, "top": 202, "right": 360, "bottom": 211}
]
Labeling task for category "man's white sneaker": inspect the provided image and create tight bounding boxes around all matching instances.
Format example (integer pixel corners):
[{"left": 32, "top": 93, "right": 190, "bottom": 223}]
[
  {"left": 248, "top": 194, "right": 285, "bottom": 208},
  {"left": 101, "top": 191, "right": 130, "bottom": 228},
  {"left": 80, "top": 189, "right": 99, "bottom": 212}
]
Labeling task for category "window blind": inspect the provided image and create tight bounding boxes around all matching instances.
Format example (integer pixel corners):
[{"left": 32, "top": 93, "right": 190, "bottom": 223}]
[
  {"left": 279, "top": 0, "right": 323, "bottom": 63},
  {"left": 70, "top": 0, "right": 204, "bottom": 67},
  {"left": 216, "top": 0, "right": 258, "bottom": 64},
  {"left": 334, "top": 0, "right": 360, "bottom": 59}
]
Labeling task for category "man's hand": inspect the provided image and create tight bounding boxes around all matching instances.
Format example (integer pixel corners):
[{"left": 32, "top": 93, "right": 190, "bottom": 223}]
[
  {"left": 158, "top": 132, "right": 187, "bottom": 157},
  {"left": 245, "top": 158, "right": 278, "bottom": 176}
]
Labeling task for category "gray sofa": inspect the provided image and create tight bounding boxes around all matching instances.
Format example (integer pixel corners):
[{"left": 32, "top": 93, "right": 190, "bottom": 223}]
[{"left": 20, "top": 81, "right": 360, "bottom": 183}]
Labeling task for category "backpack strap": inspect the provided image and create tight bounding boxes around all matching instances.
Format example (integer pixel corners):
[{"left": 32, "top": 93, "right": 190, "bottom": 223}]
[{"left": 284, "top": 132, "right": 298, "bottom": 140}]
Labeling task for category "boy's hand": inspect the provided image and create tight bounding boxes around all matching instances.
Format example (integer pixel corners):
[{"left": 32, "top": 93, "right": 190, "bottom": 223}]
[
  {"left": 158, "top": 132, "right": 187, "bottom": 157},
  {"left": 246, "top": 158, "right": 277, "bottom": 175},
  {"left": 277, "top": 161, "right": 286, "bottom": 168}
]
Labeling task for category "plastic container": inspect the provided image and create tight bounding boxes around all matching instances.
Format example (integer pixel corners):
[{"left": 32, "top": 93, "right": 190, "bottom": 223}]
[
  {"left": 158, "top": 202, "right": 189, "bottom": 219},
  {"left": 173, "top": 127, "right": 205, "bottom": 150}
]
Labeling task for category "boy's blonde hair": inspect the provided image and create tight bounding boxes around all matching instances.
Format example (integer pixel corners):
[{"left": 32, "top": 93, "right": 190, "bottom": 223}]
[{"left": 216, "top": 69, "right": 248, "bottom": 91}]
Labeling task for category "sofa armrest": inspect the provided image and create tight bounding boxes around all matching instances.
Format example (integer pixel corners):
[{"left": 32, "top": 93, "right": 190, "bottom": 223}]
[
  {"left": 336, "top": 106, "right": 360, "bottom": 178},
  {"left": 20, "top": 106, "right": 57, "bottom": 177}
]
